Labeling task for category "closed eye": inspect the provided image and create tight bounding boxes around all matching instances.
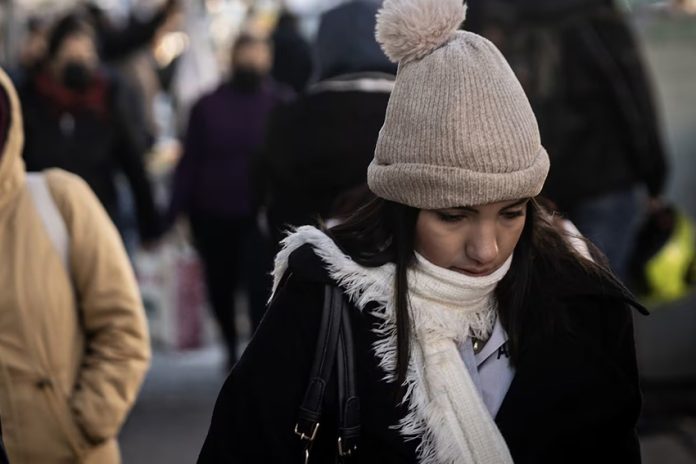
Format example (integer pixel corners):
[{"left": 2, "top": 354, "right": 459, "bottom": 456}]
[
  {"left": 501, "top": 210, "right": 525, "bottom": 220},
  {"left": 436, "top": 211, "right": 467, "bottom": 223}
]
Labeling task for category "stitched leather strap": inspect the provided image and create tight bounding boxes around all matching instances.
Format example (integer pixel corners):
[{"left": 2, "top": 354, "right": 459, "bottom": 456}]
[
  {"left": 295, "top": 286, "right": 342, "bottom": 441},
  {"left": 295, "top": 286, "right": 361, "bottom": 462},
  {"left": 337, "top": 298, "right": 360, "bottom": 458}
]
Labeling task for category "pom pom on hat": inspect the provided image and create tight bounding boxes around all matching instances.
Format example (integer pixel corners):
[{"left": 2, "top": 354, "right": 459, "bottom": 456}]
[{"left": 376, "top": 0, "right": 467, "bottom": 64}]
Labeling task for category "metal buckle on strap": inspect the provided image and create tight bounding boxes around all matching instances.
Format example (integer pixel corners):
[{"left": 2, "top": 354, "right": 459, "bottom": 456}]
[
  {"left": 337, "top": 437, "right": 357, "bottom": 457},
  {"left": 295, "top": 423, "right": 320, "bottom": 464},
  {"left": 294, "top": 422, "right": 320, "bottom": 442}
]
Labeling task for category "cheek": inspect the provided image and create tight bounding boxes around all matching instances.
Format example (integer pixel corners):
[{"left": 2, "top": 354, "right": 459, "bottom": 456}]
[
  {"left": 414, "top": 215, "right": 463, "bottom": 267},
  {"left": 497, "top": 219, "right": 526, "bottom": 259}
]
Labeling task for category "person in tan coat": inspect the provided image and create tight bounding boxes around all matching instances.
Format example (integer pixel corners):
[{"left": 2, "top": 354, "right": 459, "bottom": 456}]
[{"left": 0, "top": 67, "right": 150, "bottom": 463}]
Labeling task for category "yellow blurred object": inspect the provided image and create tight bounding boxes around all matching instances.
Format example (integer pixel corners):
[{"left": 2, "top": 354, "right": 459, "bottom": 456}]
[{"left": 641, "top": 210, "right": 696, "bottom": 307}]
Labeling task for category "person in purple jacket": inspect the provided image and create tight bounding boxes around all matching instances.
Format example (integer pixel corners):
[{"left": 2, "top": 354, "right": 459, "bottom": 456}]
[{"left": 168, "top": 33, "right": 292, "bottom": 370}]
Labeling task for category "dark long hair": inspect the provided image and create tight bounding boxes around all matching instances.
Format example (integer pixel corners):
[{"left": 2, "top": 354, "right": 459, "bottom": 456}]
[{"left": 327, "top": 194, "right": 620, "bottom": 387}]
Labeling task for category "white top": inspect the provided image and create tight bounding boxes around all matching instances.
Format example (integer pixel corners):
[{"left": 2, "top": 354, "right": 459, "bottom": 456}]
[{"left": 458, "top": 317, "right": 515, "bottom": 417}]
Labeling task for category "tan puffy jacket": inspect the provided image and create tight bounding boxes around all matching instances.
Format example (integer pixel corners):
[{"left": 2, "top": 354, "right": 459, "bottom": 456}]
[{"left": 0, "top": 68, "right": 150, "bottom": 463}]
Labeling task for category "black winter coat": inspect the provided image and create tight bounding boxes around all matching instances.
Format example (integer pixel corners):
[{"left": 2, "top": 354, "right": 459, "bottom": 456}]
[
  {"left": 466, "top": 2, "right": 668, "bottom": 210},
  {"left": 256, "top": 74, "right": 392, "bottom": 244},
  {"left": 198, "top": 243, "right": 646, "bottom": 463},
  {"left": 19, "top": 71, "right": 161, "bottom": 240}
]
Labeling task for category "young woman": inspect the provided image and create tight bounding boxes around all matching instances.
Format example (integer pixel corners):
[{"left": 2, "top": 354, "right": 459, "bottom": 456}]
[{"left": 198, "top": 0, "right": 645, "bottom": 462}]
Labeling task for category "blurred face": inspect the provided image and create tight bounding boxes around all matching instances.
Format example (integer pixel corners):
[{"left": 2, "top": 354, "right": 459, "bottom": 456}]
[
  {"left": 52, "top": 32, "right": 99, "bottom": 77},
  {"left": 415, "top": 199, "right": 529, "bottom": 277},
  {"left": 233, "top": 40, "right": 272, "bottom": 75},
  {"left": 19, "top": 29, "right": 48, "bottom": 68}
]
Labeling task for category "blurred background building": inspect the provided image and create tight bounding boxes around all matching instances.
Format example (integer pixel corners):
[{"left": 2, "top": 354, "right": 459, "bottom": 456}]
[{"left": 1, "top": 0, "right": 695, "bottom": 462}]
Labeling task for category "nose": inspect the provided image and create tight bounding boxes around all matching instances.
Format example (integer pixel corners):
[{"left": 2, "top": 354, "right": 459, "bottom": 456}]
[{"left": 465, "top": 223, "right": 499, "bottom": 267}]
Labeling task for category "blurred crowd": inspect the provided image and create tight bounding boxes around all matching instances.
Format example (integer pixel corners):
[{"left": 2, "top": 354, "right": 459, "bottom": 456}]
[{"left": 0, "top": 0, "right": 695, "bottom": 462}]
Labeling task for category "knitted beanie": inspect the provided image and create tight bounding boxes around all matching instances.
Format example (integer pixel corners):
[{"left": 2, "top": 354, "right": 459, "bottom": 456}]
[{"left": 367, "top": 0, "right": 550, "bottom": 209}]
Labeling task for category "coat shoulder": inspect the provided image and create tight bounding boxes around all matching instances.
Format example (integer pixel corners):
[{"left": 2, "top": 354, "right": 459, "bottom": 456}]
[
  {"left": 44, "top": 168, "right": 90, "bottom": 191},
  {"left": 43, "top": 168, "right": 101, "bottom": 217},
  {"left": 535, "top": 254, "right": 648, "bottom": 316},
  {"left": 285, "top": 242, "right": 335, "bottom": 285}
]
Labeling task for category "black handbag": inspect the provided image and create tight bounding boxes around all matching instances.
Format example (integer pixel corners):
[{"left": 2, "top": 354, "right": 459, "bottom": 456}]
[{"left": 294, "top": 285, "right": 360, "bottom": 463}]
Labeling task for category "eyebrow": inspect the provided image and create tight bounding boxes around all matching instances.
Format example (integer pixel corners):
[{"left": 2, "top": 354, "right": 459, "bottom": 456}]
[
  {"left": 448, "top": 199, "right": 530, "bottom": 214},
  {"left": 500, "top": 199, "right": 530, "bottom": 210}
]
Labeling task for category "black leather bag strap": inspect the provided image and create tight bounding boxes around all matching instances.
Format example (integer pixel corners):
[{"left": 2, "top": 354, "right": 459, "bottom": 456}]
[
  {"left": 337, "top": 297, "right": 360, "bottom": 459},
  {"left": 295, "top": 286, "right": 360, "bottom": 463},
  {"left": 295, "top": 286, "right": 342, "bottom": 443}
]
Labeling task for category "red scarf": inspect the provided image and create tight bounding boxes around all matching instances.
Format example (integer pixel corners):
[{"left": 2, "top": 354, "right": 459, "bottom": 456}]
[{"left": 34, "top": 70, "right": 109, "bottom": 119}]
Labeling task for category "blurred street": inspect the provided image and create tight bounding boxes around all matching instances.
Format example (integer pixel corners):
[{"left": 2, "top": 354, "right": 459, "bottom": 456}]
[{"left": 120, "top": 346, "right": 227, "bottom": 464}]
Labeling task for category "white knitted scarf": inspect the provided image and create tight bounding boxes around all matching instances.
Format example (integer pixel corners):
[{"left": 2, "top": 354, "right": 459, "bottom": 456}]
[{"left": 272, "top": 226, "right": 514, "bottom": 464}]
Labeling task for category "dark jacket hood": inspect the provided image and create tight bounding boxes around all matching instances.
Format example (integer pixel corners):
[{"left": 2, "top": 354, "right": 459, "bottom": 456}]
[{"left": 315, "top": 0, "right": 397, "bottom": 80}]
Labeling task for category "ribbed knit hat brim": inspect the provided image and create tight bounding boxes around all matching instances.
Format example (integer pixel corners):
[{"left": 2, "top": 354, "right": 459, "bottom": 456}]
[{"left": 368, "top": 146, "right": 550, "bottom": 209}]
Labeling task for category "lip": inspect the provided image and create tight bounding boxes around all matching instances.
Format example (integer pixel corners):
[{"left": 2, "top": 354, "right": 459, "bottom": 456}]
[{"left": 451, "top": 267, "right": 495, "bottom": 277}]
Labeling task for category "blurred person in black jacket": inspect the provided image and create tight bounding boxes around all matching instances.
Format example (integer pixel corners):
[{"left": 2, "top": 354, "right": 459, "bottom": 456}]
[
  {"left": 18, "top": 13, "right": 162, "bottom": 243},
  {"left": 258, "top": 0, "right": 397, "bottom": 247},
  {"left": 466, "top": 0, "right": 669, "bottom": 280},
  {"left": 85, "top": 0, "right": 180, "bottom": 63},
  {"left": 11, "top": 2, "right": 178, "bottom": 85},
  {"left": 271, "top": 10, "right": 313, "bottom": 94},
  {"left": 10, "top": 17, "right": 50, "bottom": 85},
  {"left": 86, "top": 0, "right": 182, "bottom": 149}
]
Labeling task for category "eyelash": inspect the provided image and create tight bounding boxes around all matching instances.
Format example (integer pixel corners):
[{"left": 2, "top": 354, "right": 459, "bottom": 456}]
[
  {"left": 436, "top": 210, "right": 525, "bottom": 223},
  {"left": 436, "top": 212, "right": 465, "bottom": 223},
  {"left": 502, "top": 211, "right": 525, "bottom": 220}
]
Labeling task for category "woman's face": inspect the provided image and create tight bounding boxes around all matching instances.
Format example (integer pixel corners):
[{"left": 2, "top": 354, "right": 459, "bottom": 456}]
[
  {"left": 233, "top": 41, "right": 272, "bottom": 75},
  {"left": 53, "top": 33, "right": 99, "bottom": 73},
  {"left": 415, "top": 199, "right": 529, "bottom": 277}
]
